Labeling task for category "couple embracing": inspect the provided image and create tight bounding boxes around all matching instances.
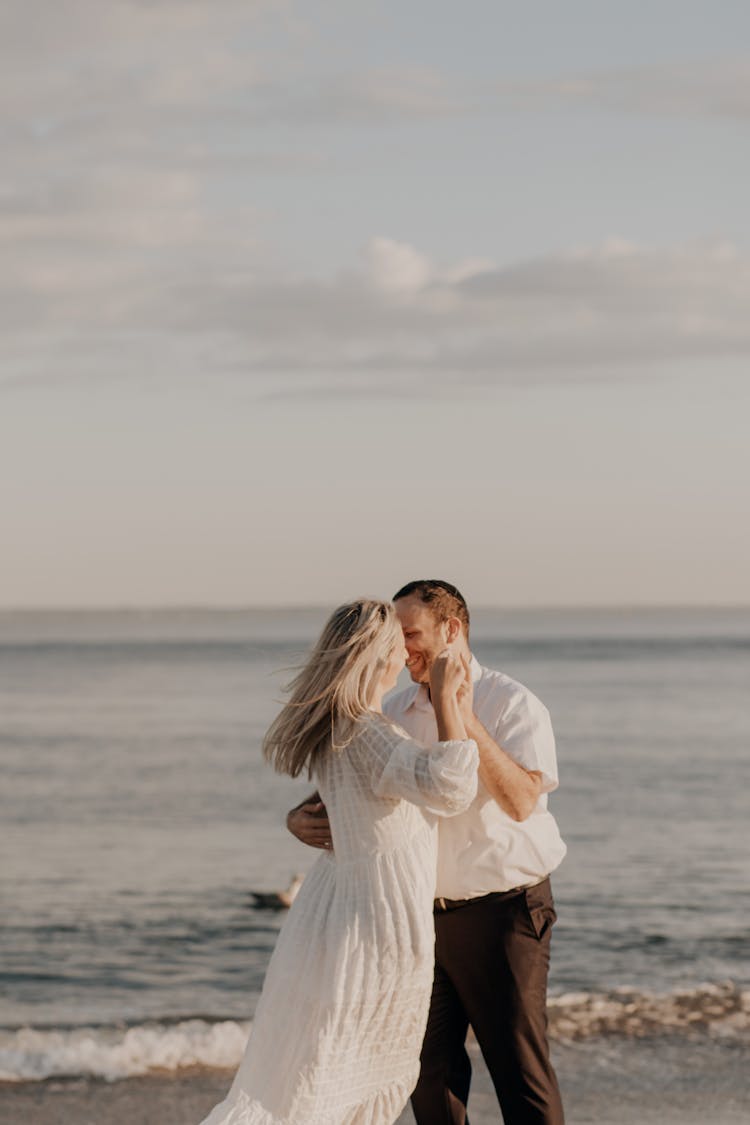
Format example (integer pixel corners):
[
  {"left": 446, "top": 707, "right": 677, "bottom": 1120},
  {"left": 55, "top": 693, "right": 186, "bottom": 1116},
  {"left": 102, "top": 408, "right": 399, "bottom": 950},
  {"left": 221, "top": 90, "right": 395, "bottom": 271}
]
[{"left": 199, "top": 580, "right": 566, "bottom": 1125}]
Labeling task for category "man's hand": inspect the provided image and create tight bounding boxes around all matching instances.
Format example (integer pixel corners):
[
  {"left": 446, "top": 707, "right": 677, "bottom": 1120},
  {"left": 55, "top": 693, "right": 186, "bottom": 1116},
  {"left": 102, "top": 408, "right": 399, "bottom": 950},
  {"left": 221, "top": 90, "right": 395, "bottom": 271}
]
[{"left": 286, "top": 800, "right": 333, "bottom": 850}]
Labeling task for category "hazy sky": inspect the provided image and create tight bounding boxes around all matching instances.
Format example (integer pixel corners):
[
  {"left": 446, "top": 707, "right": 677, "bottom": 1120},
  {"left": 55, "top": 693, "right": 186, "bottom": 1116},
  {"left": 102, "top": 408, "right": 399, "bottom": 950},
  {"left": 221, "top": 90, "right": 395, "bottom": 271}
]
[{"left": 2, "top": 0, "right": 749, "bottom": 607}]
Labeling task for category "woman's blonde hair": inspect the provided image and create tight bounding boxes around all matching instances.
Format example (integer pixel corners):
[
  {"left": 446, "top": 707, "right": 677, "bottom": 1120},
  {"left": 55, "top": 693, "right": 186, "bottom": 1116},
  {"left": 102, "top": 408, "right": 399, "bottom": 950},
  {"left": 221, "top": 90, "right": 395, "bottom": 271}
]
[{"left": 262, "top": 599, "right": 402, "bottom": 778}]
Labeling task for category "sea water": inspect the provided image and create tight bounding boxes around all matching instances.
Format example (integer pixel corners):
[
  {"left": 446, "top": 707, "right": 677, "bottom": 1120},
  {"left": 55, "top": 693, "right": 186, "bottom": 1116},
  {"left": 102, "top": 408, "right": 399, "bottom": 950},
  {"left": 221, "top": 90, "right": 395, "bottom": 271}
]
[{"left": 1, "top": 607, "right": 748, "bottom": 1083}]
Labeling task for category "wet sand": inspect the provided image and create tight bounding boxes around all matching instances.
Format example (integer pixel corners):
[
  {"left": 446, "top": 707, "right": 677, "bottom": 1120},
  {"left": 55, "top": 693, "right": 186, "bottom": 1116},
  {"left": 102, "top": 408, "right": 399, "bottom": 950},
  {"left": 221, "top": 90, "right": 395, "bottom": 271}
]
[{"left": 1, "top": 1037, "right": 748, "bottom": 1124}]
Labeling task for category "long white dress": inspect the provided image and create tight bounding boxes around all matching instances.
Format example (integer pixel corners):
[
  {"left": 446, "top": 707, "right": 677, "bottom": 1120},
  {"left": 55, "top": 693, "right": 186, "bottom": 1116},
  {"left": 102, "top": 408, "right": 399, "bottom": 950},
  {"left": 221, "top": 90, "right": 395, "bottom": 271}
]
[{"left": 199, "top": 713, "right": 478, "bottom": 1125}]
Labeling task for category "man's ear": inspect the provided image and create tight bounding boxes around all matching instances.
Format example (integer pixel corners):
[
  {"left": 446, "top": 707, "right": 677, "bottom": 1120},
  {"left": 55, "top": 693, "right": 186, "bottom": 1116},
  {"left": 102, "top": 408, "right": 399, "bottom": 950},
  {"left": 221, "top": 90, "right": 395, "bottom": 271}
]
[{"left": 445, "top": 617, "right": 461, "bottom": 644}]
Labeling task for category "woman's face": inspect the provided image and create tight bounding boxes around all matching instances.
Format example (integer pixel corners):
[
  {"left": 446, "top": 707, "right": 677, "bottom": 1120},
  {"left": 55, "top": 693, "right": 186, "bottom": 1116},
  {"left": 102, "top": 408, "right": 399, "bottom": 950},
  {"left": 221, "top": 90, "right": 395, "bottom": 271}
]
[{"left": 379, "top": 639, "right": 407, "bottom": 695}]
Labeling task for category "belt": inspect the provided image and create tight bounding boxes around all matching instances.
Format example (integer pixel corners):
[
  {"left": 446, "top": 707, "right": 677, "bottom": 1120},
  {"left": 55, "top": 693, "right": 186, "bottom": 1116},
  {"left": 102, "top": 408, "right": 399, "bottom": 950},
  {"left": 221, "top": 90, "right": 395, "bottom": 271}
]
[{"left": 434, "top": 876, "right": 549, "bottom": 913}]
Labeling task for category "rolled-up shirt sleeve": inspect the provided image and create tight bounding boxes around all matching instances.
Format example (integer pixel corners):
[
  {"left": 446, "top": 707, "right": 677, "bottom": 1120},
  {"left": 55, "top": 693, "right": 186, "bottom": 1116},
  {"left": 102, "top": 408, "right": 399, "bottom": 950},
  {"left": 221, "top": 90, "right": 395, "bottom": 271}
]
[{"left": 494, "top": 688, "right": 559, "bottom": 793}]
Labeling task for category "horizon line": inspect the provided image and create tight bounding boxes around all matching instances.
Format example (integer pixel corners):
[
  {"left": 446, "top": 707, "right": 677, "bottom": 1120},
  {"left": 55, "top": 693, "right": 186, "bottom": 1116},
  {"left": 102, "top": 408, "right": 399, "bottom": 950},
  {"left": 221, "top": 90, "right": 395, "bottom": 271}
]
[{"left": 1, "top": 602, "right": 749, "bottom": 614}]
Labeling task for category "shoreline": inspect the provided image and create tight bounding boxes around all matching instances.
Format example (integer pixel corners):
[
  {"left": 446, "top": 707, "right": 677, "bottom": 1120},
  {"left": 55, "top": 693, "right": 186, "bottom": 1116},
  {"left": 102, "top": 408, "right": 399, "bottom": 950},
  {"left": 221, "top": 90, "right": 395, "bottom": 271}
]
[{"left": 2, "top": 1037, "right": 748, "bottom": 1125}]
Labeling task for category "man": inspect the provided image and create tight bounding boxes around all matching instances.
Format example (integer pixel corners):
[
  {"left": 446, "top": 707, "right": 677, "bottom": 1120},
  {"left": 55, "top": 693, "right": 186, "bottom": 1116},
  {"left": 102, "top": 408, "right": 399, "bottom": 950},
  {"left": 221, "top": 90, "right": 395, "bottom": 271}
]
[{"left": 288, "top": 580, "right": 566, "bottom": 1125}]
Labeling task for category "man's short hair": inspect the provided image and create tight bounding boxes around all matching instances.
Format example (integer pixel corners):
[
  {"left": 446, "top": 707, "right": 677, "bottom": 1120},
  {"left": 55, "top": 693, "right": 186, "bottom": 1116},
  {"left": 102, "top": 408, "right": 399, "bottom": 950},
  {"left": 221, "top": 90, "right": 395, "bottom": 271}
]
[{"left": 392, "top": 579, "right": 470, "bottom": 636}]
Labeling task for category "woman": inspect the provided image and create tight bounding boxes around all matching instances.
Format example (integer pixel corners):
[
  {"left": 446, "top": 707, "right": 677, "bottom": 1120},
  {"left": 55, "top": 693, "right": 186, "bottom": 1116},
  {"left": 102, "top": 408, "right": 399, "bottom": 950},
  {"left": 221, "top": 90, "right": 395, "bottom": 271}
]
[{"left": 200, "top": 599, "right": 478, "bottom": 1125}]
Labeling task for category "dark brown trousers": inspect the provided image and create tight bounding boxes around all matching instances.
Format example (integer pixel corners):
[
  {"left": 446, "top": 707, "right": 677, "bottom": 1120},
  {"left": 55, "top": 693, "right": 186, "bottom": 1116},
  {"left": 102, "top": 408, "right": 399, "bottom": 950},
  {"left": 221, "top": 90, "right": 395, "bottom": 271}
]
[{"left": 411, "top": 878, "right": 564, "bottom": 1125}]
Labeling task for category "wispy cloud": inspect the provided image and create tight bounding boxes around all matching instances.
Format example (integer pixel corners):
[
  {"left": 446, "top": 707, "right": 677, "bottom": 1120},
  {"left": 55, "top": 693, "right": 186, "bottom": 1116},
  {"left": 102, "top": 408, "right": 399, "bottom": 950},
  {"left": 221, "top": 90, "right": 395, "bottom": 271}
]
[
  {"left": 239, "top": 56, "right": 750, "bottom": 126},
  {"left": 4, "top": 233, "right": 749, "bottom": 394},
  {"left": 494, "top": 57, "right": 750, "bottom": 121},
  {"left": 5, "top": 0, "right": 747, "bottom": 138},
  {"left": 2, "top": 4, "right": 747, "bottom": 398}
]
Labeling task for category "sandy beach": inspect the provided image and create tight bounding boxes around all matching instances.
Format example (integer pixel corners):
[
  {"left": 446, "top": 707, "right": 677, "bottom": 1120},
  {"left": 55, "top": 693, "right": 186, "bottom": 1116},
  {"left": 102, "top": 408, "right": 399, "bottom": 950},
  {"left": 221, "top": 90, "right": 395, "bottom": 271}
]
[{"left": 2, "top": 1036, "right": 748, "bottom": 1125}]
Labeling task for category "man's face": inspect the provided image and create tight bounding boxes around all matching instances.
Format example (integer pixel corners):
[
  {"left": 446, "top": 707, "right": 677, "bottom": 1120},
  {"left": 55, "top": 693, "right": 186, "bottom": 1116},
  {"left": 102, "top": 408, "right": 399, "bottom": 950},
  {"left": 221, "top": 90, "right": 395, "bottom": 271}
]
[{"left": 394, "top": 595, "right": 449, "bottom": 684}]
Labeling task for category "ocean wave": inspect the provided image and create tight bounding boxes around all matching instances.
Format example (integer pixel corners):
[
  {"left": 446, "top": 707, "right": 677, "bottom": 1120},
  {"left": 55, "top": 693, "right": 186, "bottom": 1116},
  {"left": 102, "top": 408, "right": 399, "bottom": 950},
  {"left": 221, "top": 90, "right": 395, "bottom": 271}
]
[
  {"left": 1, "top": 983, "right": 747, "bottom": 1082},
  {"left": 549, "top": 981, "right": 749, "bottom": 1041},
  {"left": 0, "top": 1019, "right": 250, "bottom": 1082}
]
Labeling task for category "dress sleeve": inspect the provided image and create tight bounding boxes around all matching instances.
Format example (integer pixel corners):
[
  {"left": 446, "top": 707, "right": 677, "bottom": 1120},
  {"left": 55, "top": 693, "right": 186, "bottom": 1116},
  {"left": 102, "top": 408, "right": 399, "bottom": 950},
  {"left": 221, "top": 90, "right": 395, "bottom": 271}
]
[{"left": 358, "top": 716, "right": 478, "bottom": 816}]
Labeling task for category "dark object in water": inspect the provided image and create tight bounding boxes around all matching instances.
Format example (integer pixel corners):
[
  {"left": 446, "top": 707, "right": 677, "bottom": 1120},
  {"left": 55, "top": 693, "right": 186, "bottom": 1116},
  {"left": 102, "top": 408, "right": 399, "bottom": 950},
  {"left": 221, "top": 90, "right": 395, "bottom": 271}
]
[{"left": 249, "top": 873, "right": 304, "bottom": 910}]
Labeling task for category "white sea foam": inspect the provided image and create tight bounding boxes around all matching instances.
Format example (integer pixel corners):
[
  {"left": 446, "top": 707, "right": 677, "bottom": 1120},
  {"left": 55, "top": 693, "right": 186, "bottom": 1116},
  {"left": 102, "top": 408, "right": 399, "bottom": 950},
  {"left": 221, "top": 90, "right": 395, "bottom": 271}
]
[
  {"left": 0, "top": 1019, "right": 250, "bottom": 1082},
  {"left": 1, "top": 983, "right": 748, "bottom": 1082},
  {"left": 548, "top": 981, "right": 750, "bottom": 1042}
]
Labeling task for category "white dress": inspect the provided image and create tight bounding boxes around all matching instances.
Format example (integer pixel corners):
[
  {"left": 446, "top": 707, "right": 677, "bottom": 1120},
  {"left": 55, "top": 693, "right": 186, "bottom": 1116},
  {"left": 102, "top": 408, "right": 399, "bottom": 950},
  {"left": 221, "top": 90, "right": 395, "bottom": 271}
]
[{"left": 199, "top": 713, "right": 478, "bottom": 1125}]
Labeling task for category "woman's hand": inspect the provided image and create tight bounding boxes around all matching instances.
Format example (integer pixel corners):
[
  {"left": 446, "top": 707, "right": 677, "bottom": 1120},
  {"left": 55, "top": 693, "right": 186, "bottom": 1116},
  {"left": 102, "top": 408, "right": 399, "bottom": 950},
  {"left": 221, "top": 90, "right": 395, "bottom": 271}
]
[
  {"left": 430, "top": 649, "right": 469, "bottom": 742},
  {"left": 429, "top": 649, "right": 466, "bottom": 701},
  {"left": 456, "top": 654, "right": 474, "bottom": 724}
]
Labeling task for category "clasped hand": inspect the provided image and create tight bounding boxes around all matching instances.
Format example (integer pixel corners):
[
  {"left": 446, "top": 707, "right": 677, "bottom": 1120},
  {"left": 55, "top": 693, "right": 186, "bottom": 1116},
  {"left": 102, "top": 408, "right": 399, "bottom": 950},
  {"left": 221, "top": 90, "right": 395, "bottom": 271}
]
[{"left": 430, "top": 648, "right": 473, "bottom": 721}]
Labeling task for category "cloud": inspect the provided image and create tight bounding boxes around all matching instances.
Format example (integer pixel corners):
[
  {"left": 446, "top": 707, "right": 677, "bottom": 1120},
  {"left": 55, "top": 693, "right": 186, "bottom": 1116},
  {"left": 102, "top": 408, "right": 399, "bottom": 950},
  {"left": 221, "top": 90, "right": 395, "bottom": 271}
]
[
  {"left": 244, "top": 56, "right": 750, "bottom": 127},
  {"left": 365, "top": 237, "right": 434, "bottom": 295},
  {"left": 4, "top": 232, "right": 749, "bottom": 395},
  {"left": 247, "top": 56, "right": 750, "bottom": 127},
  {"left": 134, "top": 235, "right": 750, "bottom": 362},
  {"left": 3, "top": 1, "right": 750, "bottom": 151},
  {"left": 520, "top": 57, "right": 750, "bottom": 121},
  {"left": 1, "top": 6, "right": 747, "bottom": 398}
]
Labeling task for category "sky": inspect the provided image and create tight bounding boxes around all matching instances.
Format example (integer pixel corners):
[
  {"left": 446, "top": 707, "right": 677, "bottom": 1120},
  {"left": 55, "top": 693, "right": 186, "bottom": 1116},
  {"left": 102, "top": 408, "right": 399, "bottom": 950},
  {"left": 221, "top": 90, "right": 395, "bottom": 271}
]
[{"left": 1, "top": 0, "right": 749, "bottom": 608}]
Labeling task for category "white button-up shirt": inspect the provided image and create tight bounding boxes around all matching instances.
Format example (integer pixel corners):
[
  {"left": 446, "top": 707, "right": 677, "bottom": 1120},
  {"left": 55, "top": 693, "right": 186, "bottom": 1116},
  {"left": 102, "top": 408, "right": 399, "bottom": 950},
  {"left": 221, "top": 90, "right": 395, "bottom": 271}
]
[{"left": 384, "top": 656, "right": 567, "bottom": 899}]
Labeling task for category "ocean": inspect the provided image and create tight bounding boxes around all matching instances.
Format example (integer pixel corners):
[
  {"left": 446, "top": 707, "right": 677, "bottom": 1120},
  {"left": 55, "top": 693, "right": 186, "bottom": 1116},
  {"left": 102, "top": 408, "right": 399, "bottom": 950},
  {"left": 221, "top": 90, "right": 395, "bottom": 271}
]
[{"left": 1, "top": 607, "right": 748, "bottom": 1121}]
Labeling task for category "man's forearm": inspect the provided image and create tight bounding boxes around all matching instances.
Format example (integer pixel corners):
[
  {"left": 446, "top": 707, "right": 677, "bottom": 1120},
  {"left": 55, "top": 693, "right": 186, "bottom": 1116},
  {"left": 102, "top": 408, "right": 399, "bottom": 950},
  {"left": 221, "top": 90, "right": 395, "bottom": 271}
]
[
  {"left": 289, "top": 791, "right": 320, "bottom": 815},
  {"left": 465, "top": 714, "right": 542, "bottom": 821}
]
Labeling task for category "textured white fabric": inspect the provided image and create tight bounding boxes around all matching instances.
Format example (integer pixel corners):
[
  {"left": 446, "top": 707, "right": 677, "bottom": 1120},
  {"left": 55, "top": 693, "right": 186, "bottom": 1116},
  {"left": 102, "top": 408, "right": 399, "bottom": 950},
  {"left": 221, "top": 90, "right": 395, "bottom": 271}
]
[
  {"left": 199, "top": 714, "right": 478, "bottom": 1125},
  {"left": 384, "top": 657, "right": 567, "bottom": 899}
]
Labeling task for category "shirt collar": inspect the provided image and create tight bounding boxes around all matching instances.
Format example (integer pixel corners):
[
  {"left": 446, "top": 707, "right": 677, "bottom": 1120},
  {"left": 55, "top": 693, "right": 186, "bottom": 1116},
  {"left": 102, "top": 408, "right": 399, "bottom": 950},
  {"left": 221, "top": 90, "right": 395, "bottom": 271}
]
[{"left": 405, "top": 653, "right": 482, "bottom": 712}]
